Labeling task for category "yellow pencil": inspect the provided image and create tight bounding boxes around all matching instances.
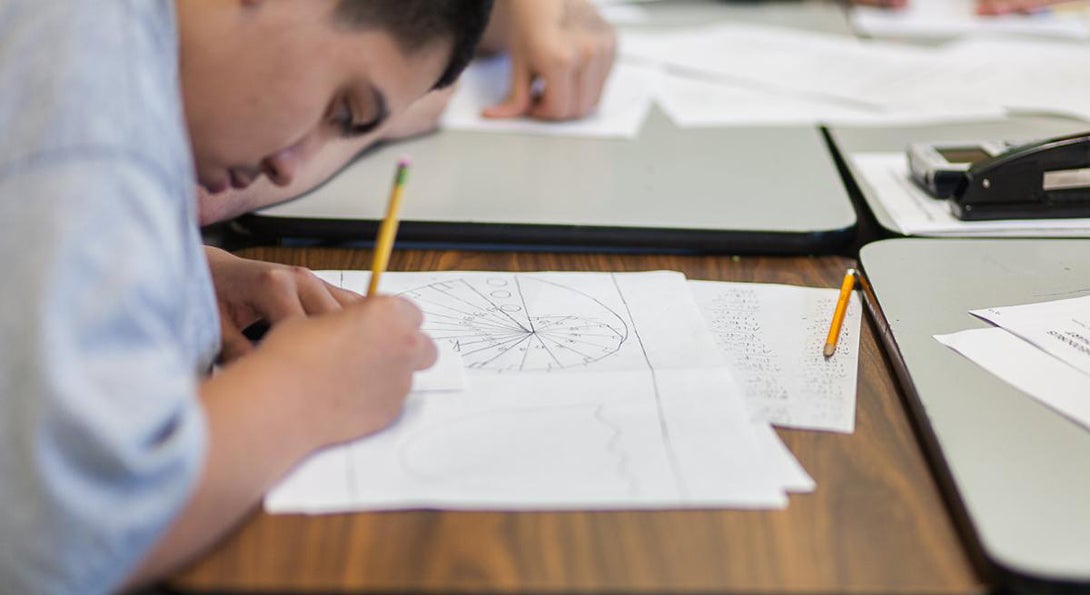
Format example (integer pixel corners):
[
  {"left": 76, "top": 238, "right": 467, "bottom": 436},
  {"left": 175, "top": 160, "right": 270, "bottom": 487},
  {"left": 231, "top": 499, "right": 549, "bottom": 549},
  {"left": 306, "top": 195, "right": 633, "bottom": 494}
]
[
  {"left": 823, "top": 268, "right": 856, "bottom": 358},
  {"left": 367, "top": 157, "right": 411, "bottom": 296}
]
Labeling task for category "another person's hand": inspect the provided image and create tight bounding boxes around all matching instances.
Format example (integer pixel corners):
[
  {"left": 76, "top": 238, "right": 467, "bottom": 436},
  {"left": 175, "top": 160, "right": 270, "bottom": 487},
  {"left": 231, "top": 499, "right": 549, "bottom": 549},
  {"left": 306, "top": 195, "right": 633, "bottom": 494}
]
[
  {"left": 204, "top": 246, "right": 363, "bottom": 363},
  {"left": 483, "top": 0, "right": 617, "bottom": 121},
  {"left": 851, "top": 0, "right": 1067, "bottom": 14},
  {"left": 850, "top": 0, "right": 908, "bottom": 8},
  {"left": 255, "top": 295, "right": 437, "bottom": 444},
  {"left": 975, "top": 0, "right": 1066, "bottom": 15}
]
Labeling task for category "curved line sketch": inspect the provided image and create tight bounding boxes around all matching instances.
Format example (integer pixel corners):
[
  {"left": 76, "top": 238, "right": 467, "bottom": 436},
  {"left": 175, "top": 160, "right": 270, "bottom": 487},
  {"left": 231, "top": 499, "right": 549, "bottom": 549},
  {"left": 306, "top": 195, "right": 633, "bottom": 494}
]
[
  {"left": 402, "top": 276, "right": 629, "bottom": 372},
  {"left": 396, "top": 404, "right": 640, "bottom": 497}
]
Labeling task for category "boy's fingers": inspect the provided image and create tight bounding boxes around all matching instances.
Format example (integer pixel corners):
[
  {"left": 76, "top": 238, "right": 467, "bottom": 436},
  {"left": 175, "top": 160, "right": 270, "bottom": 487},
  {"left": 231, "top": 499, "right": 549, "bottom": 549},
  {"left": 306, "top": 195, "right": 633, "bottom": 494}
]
[
  {"left": 326, "top": 282, "right": 364, "bottom": 307},
  {"left": 391, "top": 296, "right": 425, "bottom": 328},
  {"left": 298, "top": 281, "right": 343, "bottom": 315},
  {"left": 412, "top": 334, "right": 439, "bottom": 371},
  {"left": 219, "top": 324, "right": 255, "bottom": 364}
]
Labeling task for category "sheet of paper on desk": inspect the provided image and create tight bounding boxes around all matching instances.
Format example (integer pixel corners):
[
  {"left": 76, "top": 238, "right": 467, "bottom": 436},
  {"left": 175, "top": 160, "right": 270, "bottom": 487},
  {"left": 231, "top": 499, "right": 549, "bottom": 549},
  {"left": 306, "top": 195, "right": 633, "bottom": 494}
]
[
  {"left": 622, "top": 24, "right": 1002, "bottom": 120},
  {"left": 849, "top": 153, "right": 1090, "bottom": 237},
  {"left": 441, "top": 55, "right": 657, "bottom": 139},
  {"left": 623, "top": 25, "right": 1090, "bottom": 124},
  {"left": 267, "top": 271, "right": 804, "bottom": 513},
  {"left": 936, "top": 328, "right": 1090, "bottom": 432},
  {"left": 595, "top": 4, "right": 650, "bottom": 25},
  {"left": 652, "top": 70, "right": 1004, "bottom": 128},
  {"left": 851, "top": 0, "right": 1090, "bottom": 40},
  {"left": 941, "top": 38, "right": 1090, "bottom": 122},
  {"left": 689, "top": 280, "right": 861, "bottom": 434},
  {"left": 972, "top": 295, "right": 1090, "bottom": 377}
]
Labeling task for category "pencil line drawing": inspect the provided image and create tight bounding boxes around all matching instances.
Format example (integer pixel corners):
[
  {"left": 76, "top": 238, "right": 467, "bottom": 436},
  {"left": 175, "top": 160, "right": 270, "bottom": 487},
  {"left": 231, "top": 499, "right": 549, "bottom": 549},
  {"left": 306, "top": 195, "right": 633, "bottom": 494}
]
[
  {"left": 394, "top": 403, "right": 641, "bottom": 497},
  {"left": 402, "top": 276, "right": 629, "bottom": 372}
]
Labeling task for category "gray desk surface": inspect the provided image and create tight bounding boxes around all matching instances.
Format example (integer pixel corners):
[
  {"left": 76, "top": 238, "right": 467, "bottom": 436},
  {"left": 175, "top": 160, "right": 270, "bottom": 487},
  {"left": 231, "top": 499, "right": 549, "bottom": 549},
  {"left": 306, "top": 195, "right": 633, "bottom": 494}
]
[
  {"left": 828, "top": 116, "right": 1090, "bottom": 237},
  {"left": 245, "top": 1, "right": 856, "bottom": 253},
  {"left": 860, "top": 238, "right": 1090, "bottom": 589}
]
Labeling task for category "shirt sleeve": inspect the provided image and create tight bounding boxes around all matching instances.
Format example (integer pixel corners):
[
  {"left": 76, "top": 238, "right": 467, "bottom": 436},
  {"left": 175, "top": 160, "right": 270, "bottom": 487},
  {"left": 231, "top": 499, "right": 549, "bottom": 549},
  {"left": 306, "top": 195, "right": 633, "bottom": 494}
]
[{"left": 0, "top": 155, "right": 207, "bottom": 595}]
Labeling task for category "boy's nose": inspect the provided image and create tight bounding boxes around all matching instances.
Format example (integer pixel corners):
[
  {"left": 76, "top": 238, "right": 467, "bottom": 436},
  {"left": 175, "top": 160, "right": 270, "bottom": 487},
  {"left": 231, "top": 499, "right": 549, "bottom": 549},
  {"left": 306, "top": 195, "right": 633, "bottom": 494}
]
[
  {"left": 261, "top": 146, "right": 301, "bottom": 187},
  {"left": 261, "top": 127, "right": 337, "bottom": 188}
]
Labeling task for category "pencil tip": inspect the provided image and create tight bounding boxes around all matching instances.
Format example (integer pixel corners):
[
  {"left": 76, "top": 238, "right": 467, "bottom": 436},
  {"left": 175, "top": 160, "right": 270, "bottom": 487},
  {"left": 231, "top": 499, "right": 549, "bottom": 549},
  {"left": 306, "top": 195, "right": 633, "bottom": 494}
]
[{"left": 823, "top": 345, "right": 835, "bottom": 358}]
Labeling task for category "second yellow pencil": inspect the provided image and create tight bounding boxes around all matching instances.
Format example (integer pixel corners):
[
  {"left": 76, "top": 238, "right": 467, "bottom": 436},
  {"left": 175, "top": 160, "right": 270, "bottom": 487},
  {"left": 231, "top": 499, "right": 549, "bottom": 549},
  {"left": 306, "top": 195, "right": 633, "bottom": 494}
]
[{"left": 823, "top": 268, "right": 856, "bottom": 358}]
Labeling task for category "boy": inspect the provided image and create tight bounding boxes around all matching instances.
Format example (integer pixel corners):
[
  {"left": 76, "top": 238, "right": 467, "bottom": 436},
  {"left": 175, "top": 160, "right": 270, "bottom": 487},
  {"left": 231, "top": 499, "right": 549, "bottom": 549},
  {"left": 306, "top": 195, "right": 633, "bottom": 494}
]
[
  {"left": 196, "top": 0, "right": 619, "bottom": 225},
  {"left": 0, "top": 1, "right": 491, "bottom": 592}
]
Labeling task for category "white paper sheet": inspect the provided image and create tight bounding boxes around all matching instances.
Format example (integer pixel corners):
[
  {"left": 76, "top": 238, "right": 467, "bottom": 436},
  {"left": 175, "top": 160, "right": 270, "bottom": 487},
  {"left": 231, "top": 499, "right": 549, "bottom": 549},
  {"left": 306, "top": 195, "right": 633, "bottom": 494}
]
[
  {"left": 849, "top": 152, "right": 1090, "bottom": 237},
  {"left": 622, "top": 24, "right": 1002, "bottom": 118},
  {"left": 851, "top": 0, "right": 1090, "bottom": 40},
  {"left": 752, "top": 422, "right": 815, "bottom": 493},
  {"left": 690, "top": 280, "right": 861, "bottom": 434},
  {"left": 268, "top": 271, "right": 797, "bottom": 513},
  {"left": 441, "top": 55, "right": 657, "bottom": 139},
  {"left": 652, "top": 70, "right": 1004, "bottom": 128},
  {"left": 972, "top": 295, "right": 1090, "bottom": 377},
  {"left": 940, "top": 38, "right": 1090, "bottom": 121},
  {"left": 623, "top": 24, "right": 1090, "bottom": 124},
  {"left": 597, "top": 3, "right": 650, "bottom": 25},
  {"left": 936, "top": 327, "right": 1090, "bottom": 432}
]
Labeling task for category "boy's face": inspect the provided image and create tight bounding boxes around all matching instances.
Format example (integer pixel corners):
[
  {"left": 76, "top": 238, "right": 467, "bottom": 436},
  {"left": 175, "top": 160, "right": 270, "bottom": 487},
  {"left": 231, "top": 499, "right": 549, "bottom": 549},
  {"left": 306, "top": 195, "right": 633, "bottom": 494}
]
[{"left": 177, "top": 0, "right": 450, "bottom": 194}]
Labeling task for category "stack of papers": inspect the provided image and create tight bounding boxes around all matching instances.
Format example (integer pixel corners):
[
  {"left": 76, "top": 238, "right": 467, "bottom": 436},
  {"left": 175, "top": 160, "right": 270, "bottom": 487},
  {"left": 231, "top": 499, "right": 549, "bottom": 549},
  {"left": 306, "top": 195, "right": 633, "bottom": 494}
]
[
  {"left": 266, "top": 271, "right": 862, "bottom": 514},
  {"left": 443, "top": 23, "right": 1090, "bottom": 135},
  {"left": 624, "top": 24, "right": 1090, "bottom": 127},
  {"left": 848, "top": 152, "right": 1090, "bottom": 237},
  {"left": 936, "top": 295, "right": 1090, "bottom": 432}
]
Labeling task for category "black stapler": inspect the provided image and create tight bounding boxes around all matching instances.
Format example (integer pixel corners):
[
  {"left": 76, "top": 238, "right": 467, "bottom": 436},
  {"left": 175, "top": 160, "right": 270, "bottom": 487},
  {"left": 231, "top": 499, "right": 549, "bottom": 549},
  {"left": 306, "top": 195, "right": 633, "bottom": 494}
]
[{"left": 908, "top": 132, "right": 1090, "bottom": 221}]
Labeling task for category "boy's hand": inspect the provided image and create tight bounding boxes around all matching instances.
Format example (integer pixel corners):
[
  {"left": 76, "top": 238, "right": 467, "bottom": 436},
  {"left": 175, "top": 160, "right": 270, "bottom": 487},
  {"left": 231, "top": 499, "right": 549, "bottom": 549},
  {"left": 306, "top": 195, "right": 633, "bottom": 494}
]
[
  {"left": 256, "top": 296, "right": 438, "bottom": 444},
  {"left": 483, "top": 0, "right": 617, "bottom": 121},
  {"left": 204, "top": 247, "right": 362, "bottom": 363}
]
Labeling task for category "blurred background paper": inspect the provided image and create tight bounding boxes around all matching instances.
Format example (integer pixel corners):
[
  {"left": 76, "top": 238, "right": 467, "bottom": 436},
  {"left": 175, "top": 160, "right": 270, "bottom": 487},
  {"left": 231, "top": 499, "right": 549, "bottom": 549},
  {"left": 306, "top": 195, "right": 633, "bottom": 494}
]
[{"left": 851, "top": 0, "right": 1090, "bottom": 39}]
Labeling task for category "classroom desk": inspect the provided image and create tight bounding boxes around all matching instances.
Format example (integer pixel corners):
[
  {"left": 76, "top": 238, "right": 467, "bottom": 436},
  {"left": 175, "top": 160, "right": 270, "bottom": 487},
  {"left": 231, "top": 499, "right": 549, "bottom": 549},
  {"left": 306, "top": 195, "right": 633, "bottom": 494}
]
[
  {"left": 236, "top": 0, "right": 858, "bottom": 254},
  {"left": 171, "top": 247, "right": 983, "bottom": 594},
  {"left": 859, "top": 239, "right": 1090, "bottom": 591}
]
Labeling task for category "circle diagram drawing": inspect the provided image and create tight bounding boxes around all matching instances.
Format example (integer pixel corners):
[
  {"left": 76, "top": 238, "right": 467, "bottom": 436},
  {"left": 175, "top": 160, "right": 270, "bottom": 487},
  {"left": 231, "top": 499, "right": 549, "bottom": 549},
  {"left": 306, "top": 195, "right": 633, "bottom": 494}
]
[{"left": 402, "top": 276, "right": 629, "bottom": 372}]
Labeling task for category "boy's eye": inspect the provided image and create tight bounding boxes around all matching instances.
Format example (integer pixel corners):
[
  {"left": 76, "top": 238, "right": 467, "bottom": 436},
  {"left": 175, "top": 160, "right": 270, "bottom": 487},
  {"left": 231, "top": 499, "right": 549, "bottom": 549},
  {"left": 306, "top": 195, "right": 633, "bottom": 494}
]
[
  {"left": 333, "top": 95, "right": 383, "bottom": 138},
  {"left": 334, "top": 97, "right": 356, "bottom": 136}
]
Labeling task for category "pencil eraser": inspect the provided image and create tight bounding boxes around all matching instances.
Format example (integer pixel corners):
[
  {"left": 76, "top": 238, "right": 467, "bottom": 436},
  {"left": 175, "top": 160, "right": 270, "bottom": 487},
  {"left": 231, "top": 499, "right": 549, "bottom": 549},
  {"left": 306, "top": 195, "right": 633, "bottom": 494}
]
[{"left": 398, "top": 156, "right": 412, "bottom": 168}]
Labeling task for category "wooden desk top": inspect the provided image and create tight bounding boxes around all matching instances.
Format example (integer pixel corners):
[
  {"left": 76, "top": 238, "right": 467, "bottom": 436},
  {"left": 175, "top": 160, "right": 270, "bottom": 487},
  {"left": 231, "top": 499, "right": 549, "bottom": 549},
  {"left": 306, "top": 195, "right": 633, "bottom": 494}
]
[{"left": 172, "top": 247, "right": 984, "bottom": 594}]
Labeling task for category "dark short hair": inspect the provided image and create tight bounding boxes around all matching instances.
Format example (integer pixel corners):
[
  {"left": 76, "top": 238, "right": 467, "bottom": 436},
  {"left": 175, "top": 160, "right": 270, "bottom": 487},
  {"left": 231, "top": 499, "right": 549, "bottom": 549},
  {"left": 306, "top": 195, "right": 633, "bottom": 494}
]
[{"left": 333, "top": 0, "right": 494, "bottom": 90}]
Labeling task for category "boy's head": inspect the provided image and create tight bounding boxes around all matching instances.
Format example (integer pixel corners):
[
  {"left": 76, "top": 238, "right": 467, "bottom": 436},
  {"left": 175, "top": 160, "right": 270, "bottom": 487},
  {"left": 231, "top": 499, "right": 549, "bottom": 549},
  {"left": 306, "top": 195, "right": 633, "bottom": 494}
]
[{"left": 177, "top": 0, "right": 491, "bottom": 194}]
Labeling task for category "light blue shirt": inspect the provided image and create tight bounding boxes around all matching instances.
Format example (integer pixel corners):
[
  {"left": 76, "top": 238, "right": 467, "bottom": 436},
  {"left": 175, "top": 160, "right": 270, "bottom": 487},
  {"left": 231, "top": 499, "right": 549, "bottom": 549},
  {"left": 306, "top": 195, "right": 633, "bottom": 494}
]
[{"left": 0, "top": 1, "right": 219, "bottom": 592}]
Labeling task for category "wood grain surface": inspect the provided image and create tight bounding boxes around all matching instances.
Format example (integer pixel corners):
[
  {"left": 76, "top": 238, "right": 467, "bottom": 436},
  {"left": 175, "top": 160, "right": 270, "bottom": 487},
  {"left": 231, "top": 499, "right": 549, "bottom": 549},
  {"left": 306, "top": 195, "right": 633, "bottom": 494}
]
[{"left": 171, "top": 248, "right": 984, "bottom": 594}]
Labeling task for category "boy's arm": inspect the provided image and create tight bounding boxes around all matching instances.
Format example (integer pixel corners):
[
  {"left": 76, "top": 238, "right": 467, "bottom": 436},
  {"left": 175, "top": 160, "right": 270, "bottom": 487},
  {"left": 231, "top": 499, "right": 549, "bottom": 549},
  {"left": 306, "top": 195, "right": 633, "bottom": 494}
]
[{"left": 125, "top": 297, "right": 437, "bottom": 588}]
